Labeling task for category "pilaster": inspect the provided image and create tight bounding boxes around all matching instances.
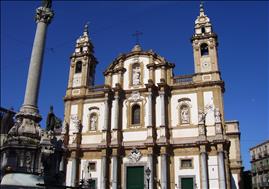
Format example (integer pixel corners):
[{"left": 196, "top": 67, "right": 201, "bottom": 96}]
[{"left": 160, "top": 146, "right": 168, "bottom": 189}]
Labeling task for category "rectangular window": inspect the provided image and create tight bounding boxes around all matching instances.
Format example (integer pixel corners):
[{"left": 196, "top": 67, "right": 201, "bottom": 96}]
[
  {"left": 180, "top": 159, "right": 193, "bottom": 169},
  {"left": 89, "top": 162, "right": 96, "bottom": 171}
]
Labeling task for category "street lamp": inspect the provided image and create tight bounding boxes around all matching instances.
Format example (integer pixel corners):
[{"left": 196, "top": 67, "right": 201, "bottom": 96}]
[{"left": 145, "top": 167, "right": 151, "bottom": 189}]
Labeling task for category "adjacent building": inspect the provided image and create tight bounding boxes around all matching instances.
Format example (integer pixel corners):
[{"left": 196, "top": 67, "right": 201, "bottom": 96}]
[
  {"left": 63, "top": 3, "right": 243, "bottom": 189},
  {"left": 250, "top": 140, "right": 269, "bottom": 189}
]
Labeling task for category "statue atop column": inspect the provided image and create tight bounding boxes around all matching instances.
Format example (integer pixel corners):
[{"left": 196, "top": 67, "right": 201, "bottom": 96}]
[{"left": 42, "top": 0, "right": 52, "bottom": 9}]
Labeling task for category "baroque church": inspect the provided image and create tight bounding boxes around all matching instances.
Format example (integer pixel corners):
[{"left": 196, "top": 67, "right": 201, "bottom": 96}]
[{"left": 64, "top": 3, "right": 243, "bottom": 189}]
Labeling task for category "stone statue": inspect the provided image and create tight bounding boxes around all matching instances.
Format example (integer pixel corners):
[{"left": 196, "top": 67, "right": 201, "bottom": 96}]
[
  {"left": 46, "top": 106, "right": 62, "bottom": 131},
  {"left": 198, "top": 108, "right": 205, "bottom": 124},
  {"left": 25, "top": 151, "right": 32, "bottom": 172},
  {"left": 180, "top": 106, "right": 189, "bottom": 124},
  {"left": 71, "top": 115, "right": 81, "bottom": 133},
  {"left": 90, "top": 114, "right": 97, "bottom": 130},
  {"left": 214, "top": 108, "right": 221, "bottom": 123},
  {"left": 42, "top": 0, "right": 52, "bottom": 9},
  {"left": 61, "top": 119, "right": 68, "bottom": 135},
  {"left": 133, "top": 66, "right": 141, "bottom": 85},
  {"left": 46, "top": 106, "right": 55, "bottom": 131}
]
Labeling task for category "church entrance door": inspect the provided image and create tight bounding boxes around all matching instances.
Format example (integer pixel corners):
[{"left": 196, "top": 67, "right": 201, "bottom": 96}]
[
  {"left": 126, "top": 166, "right": 144, "bottom": 189},
  {"left": 181, "top": 177, "right": 194, "bottom": 189}
]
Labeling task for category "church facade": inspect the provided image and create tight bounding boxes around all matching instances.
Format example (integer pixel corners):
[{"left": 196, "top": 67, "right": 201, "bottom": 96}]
[{"left": 64, "top": 4, "right": 243, "bottom": 189}]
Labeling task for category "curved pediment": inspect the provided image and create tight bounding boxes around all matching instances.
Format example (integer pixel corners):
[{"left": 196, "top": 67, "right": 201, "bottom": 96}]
[{"left": 103, "top": 45, "right": 175, "bottom": 76}]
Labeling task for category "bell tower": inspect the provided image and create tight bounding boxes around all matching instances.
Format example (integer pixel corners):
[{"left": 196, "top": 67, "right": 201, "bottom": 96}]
[
  {"left": 66, "top": 23, "right": 98, "bottom": 97},
  {"left": 191, "top": 3, "right": 221, "bottom": 81}
]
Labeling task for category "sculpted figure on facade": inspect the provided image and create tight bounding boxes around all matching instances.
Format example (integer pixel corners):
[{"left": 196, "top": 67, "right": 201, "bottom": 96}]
[
  {"left": 90, "top": 114, "right": 98, "bottom": 131},
  {"left": 71, "top": 115, "right": 81, "bottom": 133},
  {"left": 214, "top": 108, "right": 221, "bottom": 123},
  {"left": 180, "top": 105, "right": 190, "bottom": 124},
  {"left": 132, "top": 65, "right": 141, "bottom": 85},
  {"left": 128, "top": 147, "right": 142, "bottom": 163},
  {"left": 198, "top": 108, "right": 205, "bottom": 124}
]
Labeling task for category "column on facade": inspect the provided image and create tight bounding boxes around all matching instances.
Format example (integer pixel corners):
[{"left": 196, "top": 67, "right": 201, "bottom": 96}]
[
  {"left": 160, "top": 147, "right": 168, "bottom": 189},
  {"left": 159, "top": 91, "right": 165, "bottom": 126},
  {"left": 102, "top": 94, "right": 109, "bottom": 141},
  {"left": 113, "top": 94, "right": 119, "bottom": 130},
  {"left": 147, "top": 90, "right": 153, "bottom": 139},
  {"left": 160, "top": 66, "right": 166, "bottom": 82},
  {"left": 200, "top": 145, "right": 209, "bottom": 189},
  {"left": 71, "top": 157, "right": 78, "bottom": 187},
  {"left": 217, "top": 145, "right": 227, "bottom": 189},
  {"left": 147, "top": 150, "right": 154, "bottom": 189},
  {"left": 100, "top": 150, "right": 107, "bottom": 189},
  {"left": 112, "top": 155, "right": 118, "bottom": 189}
]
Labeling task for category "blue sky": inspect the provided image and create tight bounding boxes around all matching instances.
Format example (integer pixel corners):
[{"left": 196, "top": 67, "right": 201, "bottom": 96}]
[{"left": 1, "top": 1, "right": 268, "bottom": 170}]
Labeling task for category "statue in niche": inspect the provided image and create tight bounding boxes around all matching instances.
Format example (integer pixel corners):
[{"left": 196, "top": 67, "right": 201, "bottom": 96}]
[
  {"left": 132, "top": 65, "right": 141, "bottom": 85},
  {"left": 90, "top": 114, "right": 98, "bottom": 131},
  {"left": 180, "top": 106, "right": 189, "bottom": 124}
]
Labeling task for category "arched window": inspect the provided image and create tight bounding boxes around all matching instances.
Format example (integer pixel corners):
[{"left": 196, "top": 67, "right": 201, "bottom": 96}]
[
  {"left": 201, "top": 27, "right": 206, "bottom": 34},
  {"left": 180, "top": 104, "right": 190, "bottom": 124},
  {"left": 200, "top": 43, "right": 209, "bottom": 56},
  {"left": 75, "top": 61, "right": 82, "bottom": 73},
  {"left": 132, "top": 63, "right": 141, "bottom": 85},
  {"left": 89, "top": 113, "right": 98, "bottom": 131},
  {"left": 132, "top": 104, "right": 140, "bottom": 124}
]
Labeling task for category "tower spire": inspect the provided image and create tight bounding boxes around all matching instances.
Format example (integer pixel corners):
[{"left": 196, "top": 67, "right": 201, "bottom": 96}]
[
  {"left": 83, "top": 21, "right": 89, "bottom": 36},
  {"left": 200, "top": 1, "right": 205, "bottom": 16}
]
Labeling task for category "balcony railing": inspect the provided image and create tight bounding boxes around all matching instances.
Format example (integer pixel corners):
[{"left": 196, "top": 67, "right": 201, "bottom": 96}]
[{"left": 173, "top": 74, "right": 194, "bottom": 84}]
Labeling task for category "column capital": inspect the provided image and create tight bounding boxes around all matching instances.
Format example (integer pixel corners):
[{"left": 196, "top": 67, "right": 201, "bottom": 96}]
[
  {"left": 217, "top": 143, "right": 224, "bottom": 152},
  {"left": 147, "top": 147, "right": 154, "bottom": 155},
  {"left": 199, "top": 145, "right": 207, "bottom": 153},
  {"left": 160, "top": 146, "right": 168, "bottom": 155},
  {"left": 35, "top": 7, "right": 54, "bottom": 24},
  {"left": 101, "top": 149, "right": 108, "bottom": 157}
]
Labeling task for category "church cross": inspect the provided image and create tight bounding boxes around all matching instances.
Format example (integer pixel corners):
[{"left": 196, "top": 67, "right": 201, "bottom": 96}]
[{"left": 132, "top": 31, "right": 143, "bottom": 45}]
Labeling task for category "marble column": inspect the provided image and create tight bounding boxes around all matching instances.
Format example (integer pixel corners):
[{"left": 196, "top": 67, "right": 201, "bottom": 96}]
[
  {"left": 147, "top": 154, "right": 154, "bottom": 189},
  {"left": 218, "top": 151, "right": 226, "bottom": 189},
  {"left": 21, "top": 6, "right": 54, "bottom": 114},
  {"left": 161, "top": 154, "right": 167, "bottom": 189},
  {"left": 103, "top": 96, "right": 109, "bottom": 130},
  {"left": 200, "top": 152, "right": 209, "bottom": 189},
  {"left": 71, "top": 158, "right": 78, "bottom": 187},
  {"left": 159, "top": 91, "right": 165, "bottom": 126},
  {"left": 113, "top": 95, "right": 119, "bottom": 130},
  {"left": 147, "top": 91, "right": 153, "bottom": 127},
  {"left": 112, "top": 156, "right": 118, "bottom": 189},
  {"left": 100, "top": 156, "right": 107, "bottom": 189}
]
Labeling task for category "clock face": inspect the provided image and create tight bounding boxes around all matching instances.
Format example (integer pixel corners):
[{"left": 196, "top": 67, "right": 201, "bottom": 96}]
[{"left": 202, "top": 62, "right": 211, "bottom": 71}]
